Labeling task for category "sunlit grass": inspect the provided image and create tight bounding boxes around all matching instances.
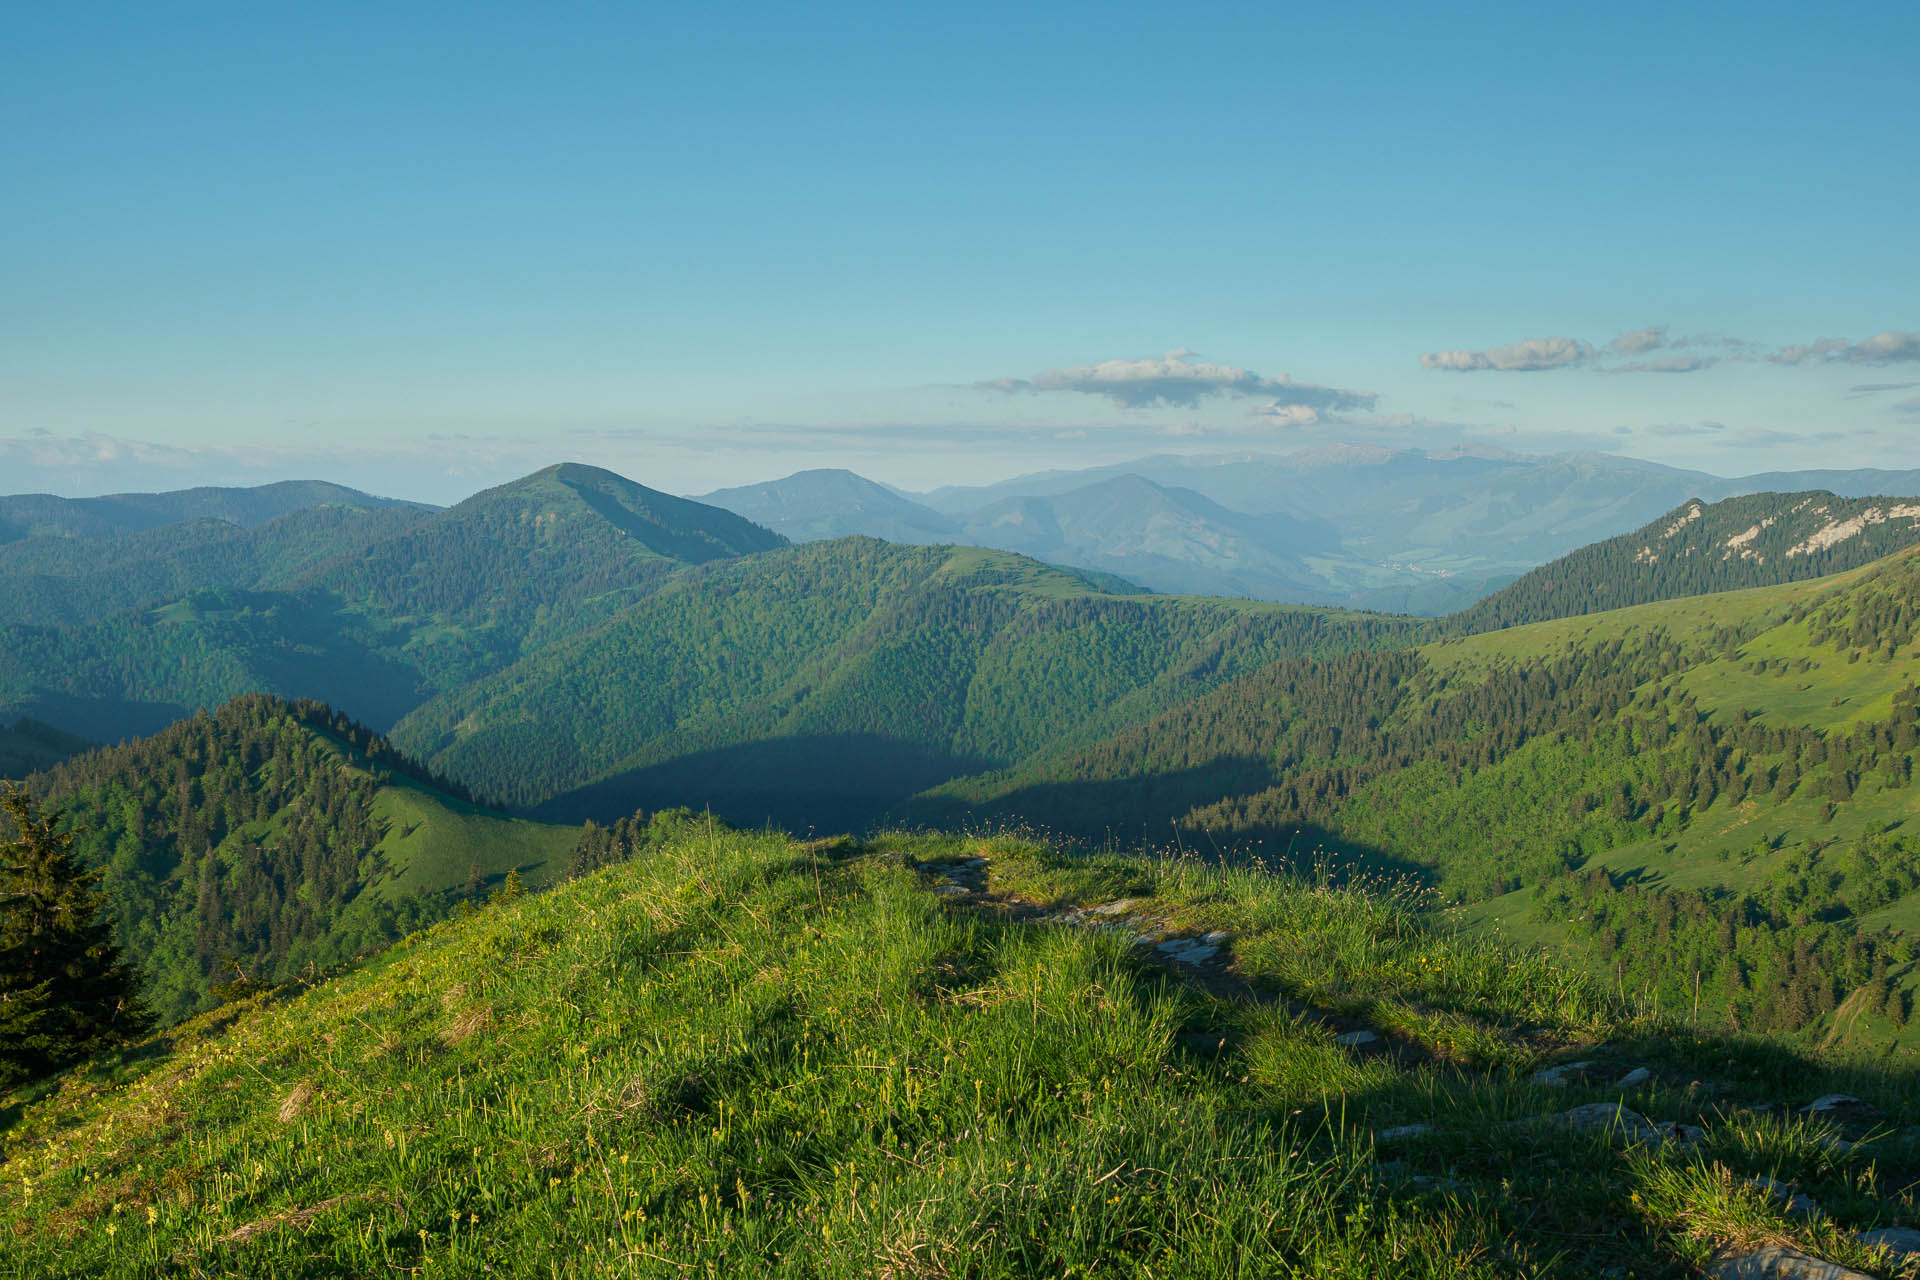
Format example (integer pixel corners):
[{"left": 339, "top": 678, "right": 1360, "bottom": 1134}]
[{"left": 6, "top": 822, "right": 1920, "bottom": 1277}]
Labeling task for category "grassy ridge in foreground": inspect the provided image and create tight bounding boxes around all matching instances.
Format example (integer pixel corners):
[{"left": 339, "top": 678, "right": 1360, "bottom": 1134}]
[{"left": 6, "top": 825, "right": 1920, "bottom": 1277}]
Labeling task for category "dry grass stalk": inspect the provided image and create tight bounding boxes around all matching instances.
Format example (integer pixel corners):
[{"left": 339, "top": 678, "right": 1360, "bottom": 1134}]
[
  {"left": 443, "top": 1002, "right": 493, "bottom": 1045},
  {"left": 276, "top": 1081, "right": 316, "bottom": 1123}
]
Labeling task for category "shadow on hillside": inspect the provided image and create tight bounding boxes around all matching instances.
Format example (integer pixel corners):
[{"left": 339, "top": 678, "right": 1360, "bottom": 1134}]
[
  {"left": 893, "top": 759, "right": 1432, "bottom": 884},
  {"left": 15, "top": 693, "right": 192, "bottom": 745},
  {"left": 532, "top": 733, "right": 996, "bottom": 835}
]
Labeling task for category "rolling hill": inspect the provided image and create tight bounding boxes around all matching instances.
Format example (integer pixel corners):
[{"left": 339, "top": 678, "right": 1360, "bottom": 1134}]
[
  {"left": 22, "top": 693, "right": 581, "bottom": 1023},
  {"left": 906, "top": 542, "right": 1920, "bottom": 1043},
  {"left": 0, "top": 504, "right": 433, "bottom": 628},
  {"left": 0, "top": 465, "right": 787, "bottom": 742},
  {"left": 0, "top": 479, "right": 427, "bottom": 543},
  {"left": 698, "top": 468, "right": 961, "bottom": 543},
  {"left": 387, "top": 538, "right": 1421, "bottom": 830}
]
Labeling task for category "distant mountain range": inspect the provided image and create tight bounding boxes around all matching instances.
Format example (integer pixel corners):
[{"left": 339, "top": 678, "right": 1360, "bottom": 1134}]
[
  {"left": 0, "top": 479, "right": 428, "bottom": 541},
  {"left": 698, "top": 448, "right": 1920, "bottom": 614},
  {"left": 0, "top": 464, "right": 786, "bottom": 741},
  {"left": 11, "top": 459, "right": 1920, "bottom": 840}
]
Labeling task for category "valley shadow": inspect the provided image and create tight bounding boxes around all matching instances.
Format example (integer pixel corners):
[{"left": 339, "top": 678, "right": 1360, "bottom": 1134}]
[
  {"left": 532, "top": 734, "right": 996, "bottom": 835},
  {"left": 895, "top": 758, "right": 1432, "bottom": 884},
  {"left": 15, "top": 692, "right": 192, "bottom": 745}
]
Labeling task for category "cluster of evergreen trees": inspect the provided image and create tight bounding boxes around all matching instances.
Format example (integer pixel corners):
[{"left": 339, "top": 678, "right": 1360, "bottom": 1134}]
[
  {"left": 28, "top": 695, "right": 478, "bottom": 1021},
  {"left": 1537, "top": 845, "right": 1918, "bottom": 1034},
  {"left": 0, "top": 785, "right": 144, "bottom": 1089}
]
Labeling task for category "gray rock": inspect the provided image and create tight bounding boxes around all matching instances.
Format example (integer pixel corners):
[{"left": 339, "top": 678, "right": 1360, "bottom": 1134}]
[
  {"left": 932, "top": 884, "right": 972, "bottom": 898},
  {"left": 1088, "top": 899, "right": 1138, "bottom": 917},
  {"left": 1615, "top": 1067, "right": 1652, "bottom": 1089},
  {"left": 1805, "top": 1093, "right": 1866, "bottom": 1114},
  {"left": 1532, "top": 1060, "right": 1596, "bottom": 1087},
  {"left": 1375, "top": 1123, "right": 1432, "bottom": 1142},
  {"left": 1201, "top": 930, "right": 1233, "bottom": 946},
  {"left": 1155, "top": 939, "right": 1220, "bottom": 964},
  {"left": 1857, "top": 1227, "right": 1920, "bottom": 1259},
  {"left": 1550, "top": 1102, "right": 1701, "bottom": 1149},
  {"left": 1334, "top": 1029, "right": 1380, "bottom": 1048},
  {"left": 1705, "top": 1247, "right": 1874, "bottom": 1278}
]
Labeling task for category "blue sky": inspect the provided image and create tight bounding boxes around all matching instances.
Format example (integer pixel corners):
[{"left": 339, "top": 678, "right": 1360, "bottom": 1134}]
[{"left": 3, "top": 1, "right": 1916, "bottom": 501}]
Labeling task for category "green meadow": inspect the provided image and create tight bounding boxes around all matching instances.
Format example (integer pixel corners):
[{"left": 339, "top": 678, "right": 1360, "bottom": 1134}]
[{"left": 8, "top": 822, "right": 1920, "bottom": 1278}]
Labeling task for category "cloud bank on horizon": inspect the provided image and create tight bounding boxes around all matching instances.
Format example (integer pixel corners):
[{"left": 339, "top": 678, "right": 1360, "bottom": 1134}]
[{"left": 1422, "top": 328, "right": 1920, "bottom": 374}]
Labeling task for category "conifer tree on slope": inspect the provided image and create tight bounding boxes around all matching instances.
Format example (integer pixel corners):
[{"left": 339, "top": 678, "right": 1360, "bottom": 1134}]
[{"left": 0, "top": 784, "right": 146, "bottom": 1088}]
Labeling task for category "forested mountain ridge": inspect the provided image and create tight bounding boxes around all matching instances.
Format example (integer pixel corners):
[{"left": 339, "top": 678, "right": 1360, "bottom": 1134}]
[
  {"left": 1451, "top": 490, "right": 1920, "bottom": 633},
  {"left": 388, "top": 537, "right": 1422, "bottom": 830},
  {"left": 0, "top": 465, "right": 788, "bottom": 742},
  {"left": 0, "top": 479, "right": 426, "bottom": 542},
  {"left": 305, "top": 462, "right": 789, "bottom": 690},
  {"left": 18, "top": 693, "right": 579, "bottom": 1022},
  {"left": 906, "top": 545, "right": 1920, "bottom": 1043},
  {"left": 0, "top": 504, "right": 432, "bottom": 628}
]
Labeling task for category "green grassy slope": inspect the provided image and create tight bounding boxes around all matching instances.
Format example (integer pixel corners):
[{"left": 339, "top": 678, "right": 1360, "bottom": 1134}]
[
  {"left": 6, "top": 824, "right": 1918, "bottom": 1278},
  {"left": 24, "top": 694, "right": 578, "bottom": 1023},
  {"left": 912, "top": 545, "right": 1920, "bottom": 1046},
  {"left": 387, "top": 538, "right": 1422, "bottom": 830}
]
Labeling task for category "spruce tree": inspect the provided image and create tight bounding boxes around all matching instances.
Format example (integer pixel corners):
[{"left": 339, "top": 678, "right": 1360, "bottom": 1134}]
[{"left": 0, "top": 784, "right": 146, "bottom": 1088}]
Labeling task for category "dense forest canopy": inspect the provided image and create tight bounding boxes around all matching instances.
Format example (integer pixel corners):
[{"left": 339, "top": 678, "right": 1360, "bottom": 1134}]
[{"left": 388, "top": 538, "right": 1423, "bottom": 829}]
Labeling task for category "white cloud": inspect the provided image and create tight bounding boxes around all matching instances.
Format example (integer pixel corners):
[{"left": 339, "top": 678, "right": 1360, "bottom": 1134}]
[
  {"left": 1609, "top": 326, "right": 1669, "bottom": 355},
  {"left": 1250, "top": 402, "right": 1321, "bottom": 427},
  {"left": 1770, "top": 331, "right": 1920, "bottom": 365},
  {"left": 981, "top": 350, "right": 1376, "bottom": 412},
  {"left": 1605, "top": 356, "right": 1716, "bottom": 374},
  {"left": 1420, "top": 336, "right": 1595, "bottom": 372},
  {"left": 1851, "top": 332, "right": 1920, "bottom": 363}
]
